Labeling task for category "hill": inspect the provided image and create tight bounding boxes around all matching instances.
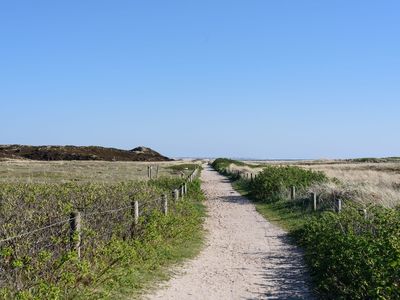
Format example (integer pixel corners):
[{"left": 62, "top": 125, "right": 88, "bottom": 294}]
[{"left": 0, "top": 145, "right": 172, "bottom": 161}]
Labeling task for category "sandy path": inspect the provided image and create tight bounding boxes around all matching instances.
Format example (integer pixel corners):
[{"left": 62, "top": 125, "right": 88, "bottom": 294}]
[{"left": 145, "top": 166, "right": 314, "bottom": 299}]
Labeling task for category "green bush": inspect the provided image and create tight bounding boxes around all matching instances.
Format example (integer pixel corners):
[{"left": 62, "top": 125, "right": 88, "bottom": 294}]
[
  {"left": 251, "top": 166, "right": 327, "bottom": 202},
  {"left": 294, "top": 207, "right": 400, "bottom": 299},
  {"left": 0, "top": 177, "right": 204, "bottom": 299},
  {"left": 167, "top": 163, "right": 200, "bottom": 172},
  {"left": 212, "top": 159, "right": 400, "bottom": 298},
  {"left": 211, "top": 158, "right": 245, "bottom": 174}
]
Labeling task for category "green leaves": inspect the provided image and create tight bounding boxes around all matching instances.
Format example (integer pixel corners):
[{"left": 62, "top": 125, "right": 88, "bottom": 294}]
[
  {"left": 0, "top": 178, "right": 204, "bottom": 299},
  {"left": 251, "top": 165, "right": 327, "bottom": 202},
  {"left": 295, "top": 207, "right": 400, "bottom": 299}
]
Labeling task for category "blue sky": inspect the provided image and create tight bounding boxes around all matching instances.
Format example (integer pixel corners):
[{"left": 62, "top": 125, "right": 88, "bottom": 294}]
[{"left": 1, "top": 1, "right": 399, "bottom": 159}]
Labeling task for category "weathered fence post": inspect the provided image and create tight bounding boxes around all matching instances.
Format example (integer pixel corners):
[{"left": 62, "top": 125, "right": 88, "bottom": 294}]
[
  {"left": 162, "top": 194, "right": 168, "bottom": 215},
  {"left": 173, "top": 189, "right": 179, "bottom": 201},
  {"left": 250, "top": 173, "right": 254, "bottom": 182},
  {"left": 290, "top": 186, "right": 296, "bottom": 200},
  {"left": 363, "top": 208, "right": 368, "bottom": 219},
  {"left": 311, "top": 192, "right": 317, "bottom": 211},
  {"left": 70, "top": 211, "right": 81, "bottom": 259},
  {"left": 180, "top": 185, "right": 185, "bottom": 197},
  {"left": 130, "top": 199, "right": 139, "bottom": 237},
  {"left": 336, "top": 198, "right": 342, "bottom": 213},
  {"left": 156, "top": 165, "right": 159, "bottom": 178},
  {"left": 133, "top": 200, "right": 139, "bottom": 226},
  {"left": 184, "top": 183, "right": 187, "bottom": 194}
]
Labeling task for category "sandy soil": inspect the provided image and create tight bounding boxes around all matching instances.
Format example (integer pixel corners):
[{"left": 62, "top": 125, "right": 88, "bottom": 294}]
[{"left": 145, "top": 166, "right": 314, "bottom": 299}]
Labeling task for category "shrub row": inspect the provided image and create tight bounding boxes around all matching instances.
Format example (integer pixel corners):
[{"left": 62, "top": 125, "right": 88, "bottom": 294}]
[
  {"left": 250, "top": 166, "right": 327, "bottom": 202},
  {"left": 0, "top": 177, "right": 204, "bottom": 299},
  {"left": 211, "top": 158, "right": 245, "bottom": 174}
]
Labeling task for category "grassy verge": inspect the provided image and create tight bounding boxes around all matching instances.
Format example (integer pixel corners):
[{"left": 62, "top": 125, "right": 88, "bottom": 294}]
[
  {"left": 78, "top": 180, "right": 205, "bottom": 299},
  {"left": 233, "top": 179, "right": 309, "bottom": 232},
  {"left": 80, "top": 180, "right": 206, "bottom": 299}
]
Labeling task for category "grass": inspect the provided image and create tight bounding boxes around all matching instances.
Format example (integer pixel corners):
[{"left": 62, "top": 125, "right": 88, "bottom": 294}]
[
  {"left": 221, "top": 161, "right": 400, "bottom": 299},
  {"left": 0, "top": 161, "right": 206, "bottom": 299},
  {"left": 81, "top": 198, "right": 206, "bottom": 299},
  {"left": 0, "top": 160, "right": 198, "bottom": 184},
  {"left": 233, "top": 180, "right": 310, "bottom": 232},
  {"left": 230, "top": 159, "right": 400, "bottom": 208}
]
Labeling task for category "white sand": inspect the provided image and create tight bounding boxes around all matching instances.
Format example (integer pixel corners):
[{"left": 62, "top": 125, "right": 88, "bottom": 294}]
[{"left": 145, "top": 166, "right": 314, "bottom": 299}]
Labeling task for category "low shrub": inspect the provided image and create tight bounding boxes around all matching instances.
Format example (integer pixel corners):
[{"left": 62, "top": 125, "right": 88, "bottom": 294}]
[
  {"left": 294, "top": 207, "right": 400, "bottom": 299},
  {"left": 0, "top": 177, "right": 204, "bottom": 299},
  {"left": 211, "top": 158, "right": 245, "bottom": 174},
  {"left": 167, "top": 163, "right": 200, "bottom": 172},
  {"left": 250, "top": 165, "right": 327, "bottom": 202}
]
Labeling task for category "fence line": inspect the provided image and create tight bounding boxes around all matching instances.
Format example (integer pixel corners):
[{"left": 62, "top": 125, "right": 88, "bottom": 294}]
[
  {"left": 224, "top": 168, "right": 349, "bottom": 214},
  {"left": 0, "top": 167, "right": 200, "bottom": 245},
  {"left": 0, "top": 218, "right": 73, "bottom": 244}
]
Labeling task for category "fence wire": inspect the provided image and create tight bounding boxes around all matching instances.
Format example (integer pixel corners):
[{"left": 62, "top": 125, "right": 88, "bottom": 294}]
[{"left": 0, "top": 167, "right": 200, "bottom": 293}]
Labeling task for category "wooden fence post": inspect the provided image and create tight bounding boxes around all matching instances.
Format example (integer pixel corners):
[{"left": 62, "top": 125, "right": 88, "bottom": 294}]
[
  {"left": 336, "top": 198, "right": 342, "bottom": 213},
  {"left": 130, "top": 200, "right": 139, "bottom": 237},
  {"left": 162, "top": 194, "right": 168, "bottom": 215},
  {"left": 156, "top": 165, "right": 159, "bottom": 178},
  {"left": 311, "top": 192, "right": 317, "bottom": 211},
  {"left": 133, "top": 200, "right": 139, "bottom": 225},
  {"left": 290, "top": 186, "right": 296, "bottom": 200},
  {"left": 184, "top": 183, "right": 187, "bottom": 194},
  {"left": 70, "top": 211, "right": 81, "bottom": 259},
  {"left": 147, "top": 166, "right": 151, "bottom": 179},
  {"left": 173, "top": 189, "right": 179, "bottom": 201},
  {"left": 180, "top": 185, "right": 185, "bottom": 197}
]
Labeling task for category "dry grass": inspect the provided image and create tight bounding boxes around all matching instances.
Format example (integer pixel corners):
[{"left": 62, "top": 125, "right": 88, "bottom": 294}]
[
  {"left": 0, "top": 160, "right": 194, "bottom": 184},
  {"left": 236, "top": 160, "right": 400, "bottom": 208}
]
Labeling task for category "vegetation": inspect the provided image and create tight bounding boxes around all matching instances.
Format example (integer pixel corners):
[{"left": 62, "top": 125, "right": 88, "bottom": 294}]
[
  {"left": 0, "top": 145, "right": 172, "bottom": 161},
  {"left": 0, "top": 160, "right": 194, "bottom": 184},
  {"left": 294, "top": 207, "right": 400, "bottom": 299},
  {"left": 167, "top": 163, "right": 201, "bottom": 172},
  {"left": 214, "top": 158, "right": 400, "bottom": 299},
  {"left": 250, "top": 166, "right": 327, "bottom": 202},
  {"left": 0, "top": 171, "right": 205, "bottom": 299},
  {"left": 211, "top": 158, "right": 245, "bottom": 173}
]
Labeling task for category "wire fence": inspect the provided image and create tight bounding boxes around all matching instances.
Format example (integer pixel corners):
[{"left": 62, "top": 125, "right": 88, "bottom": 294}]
[
  {"left": 0, "top": 167, "right": 200, "bottom": 293},
  {"left": 226, "top": 169, "right": 365, "bottom": 215}
]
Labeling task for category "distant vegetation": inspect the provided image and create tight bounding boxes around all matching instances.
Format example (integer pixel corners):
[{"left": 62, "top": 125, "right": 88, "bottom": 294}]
[
  {"left": 0, "top": 145, "right": 171, "bottom": 161},
  {"left": 0, "top": 160, "right": 196, "bottom": 184},
  {"left": 211, "top": 158, "right": 245, "bottom": 172},
  {"left": 346, "top": 157, "right": 400, "bottom": 163},
  {"left": 213, "top": 158, "right": 400, "bottom": 299},
  {"left": 167, "top": 163, "right": 201, "bottom": 172}
]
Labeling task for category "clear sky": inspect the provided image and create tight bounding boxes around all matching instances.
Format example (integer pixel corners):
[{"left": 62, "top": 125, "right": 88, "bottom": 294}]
[{"left": 1, "top": 1, "right": 399, "bottom": 159}]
